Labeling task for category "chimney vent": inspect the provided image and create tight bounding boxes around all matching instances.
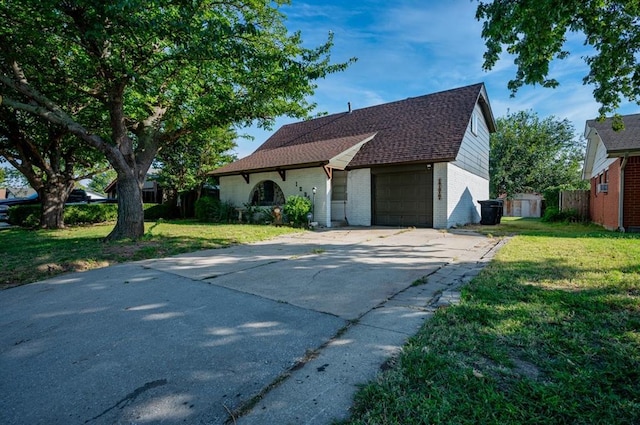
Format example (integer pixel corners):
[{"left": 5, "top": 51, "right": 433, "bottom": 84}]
[{"left": 348, "top": 102, "right": 352, "bottom": 113}]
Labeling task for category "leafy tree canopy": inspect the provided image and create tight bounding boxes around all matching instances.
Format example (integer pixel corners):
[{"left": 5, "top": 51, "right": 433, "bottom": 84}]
[
  {"left": 490, "top": 110, "right": 587, "bottom": 199},
  {"left": 476, "top": 0, "right": 640, "bottom": 127},
  {"left": 155, "top": 126, "right": 237, "bottom": 196},
  {"left": 0, "top": 0, "right": 353, "bottom": 239},
  {"left": 0, "top": 107, "right": 109, "bottom": 227}
]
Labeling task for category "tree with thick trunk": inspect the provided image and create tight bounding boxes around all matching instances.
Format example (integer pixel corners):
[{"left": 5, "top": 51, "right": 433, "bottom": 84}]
[
  {"left": 0, "top": 108, "right": 106, "bottom": 228},
  {"left": 0, "top": 0, "right": 353, "bottom": 239}
]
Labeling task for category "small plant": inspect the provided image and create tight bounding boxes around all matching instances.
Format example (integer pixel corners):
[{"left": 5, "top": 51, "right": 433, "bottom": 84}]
[
  {"left": 283, "top": 195, "right": 312, "bottom": 227},
  {"left": 242, "top": 203, "right": 271, "bottom": 224}
]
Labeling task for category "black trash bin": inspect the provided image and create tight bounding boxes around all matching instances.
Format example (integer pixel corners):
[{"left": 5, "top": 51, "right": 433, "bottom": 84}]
[
  {"left": 495, "top": 199, "right": 504, "bottom": 224},
  {"left": 478, "top": 200, "right": 503, "bottom": 225}
]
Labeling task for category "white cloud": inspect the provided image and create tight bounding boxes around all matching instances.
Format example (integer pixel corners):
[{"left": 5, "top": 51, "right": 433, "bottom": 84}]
[{"left": 231, "top": 0, "right": 639, "bottom": 158}]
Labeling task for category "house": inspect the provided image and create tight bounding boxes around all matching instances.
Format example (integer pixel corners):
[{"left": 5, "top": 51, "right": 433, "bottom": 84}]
[
  {"left": 211, "top": 83, "right": 496, "bottom": 228},
  {"left": 583, "top": 113, "right": 640, "bottom": 232},
  {"left": 105, "top": 170, "right": 163, "bottom": 204},
  {"left": 1, "top": 187, "right": 37, "bottom": 199}
]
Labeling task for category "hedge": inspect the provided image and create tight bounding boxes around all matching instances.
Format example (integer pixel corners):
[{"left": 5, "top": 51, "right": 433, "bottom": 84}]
[{"left": 8, "top": 203, "right": 172, "bottom": 227}]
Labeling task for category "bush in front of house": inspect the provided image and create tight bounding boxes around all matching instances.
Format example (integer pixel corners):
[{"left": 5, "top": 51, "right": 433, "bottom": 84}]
[
  {"left": 143, "top": 203, "right": 171, "bottom": 221},
  {"left": 195, "top": 196, "right": 236, "bottom": 223},
  {"left": 283, "top": 195, "right": 312, "bottom": 227}
]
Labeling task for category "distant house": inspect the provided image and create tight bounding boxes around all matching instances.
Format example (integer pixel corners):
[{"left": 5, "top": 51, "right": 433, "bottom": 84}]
[
  {"left": 583, "top": 113, "right": 640, "bottom": 232},
  {"left": 1, "top": 187, "right": 37, "bottom": 199},
  {"left": 105, "top": 171, "right": 163, "bottom": 204},
  {"left": 211, "top": 83, "right": 496, "bottom": 228}
]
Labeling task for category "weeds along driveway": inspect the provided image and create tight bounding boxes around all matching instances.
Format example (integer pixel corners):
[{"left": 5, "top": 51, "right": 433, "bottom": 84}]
[{"left": 0, "top": 227, "right": 499, "bottom": 425}]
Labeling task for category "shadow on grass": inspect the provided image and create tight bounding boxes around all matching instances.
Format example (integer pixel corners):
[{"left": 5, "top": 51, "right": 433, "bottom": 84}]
[{"left": 0, "top": 223, "right": 299, "bottom": 288}]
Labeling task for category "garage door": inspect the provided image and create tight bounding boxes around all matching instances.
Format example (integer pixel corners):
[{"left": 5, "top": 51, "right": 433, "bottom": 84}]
[{"left": 373, "top": 168, "right": 433, "bottom": 227}]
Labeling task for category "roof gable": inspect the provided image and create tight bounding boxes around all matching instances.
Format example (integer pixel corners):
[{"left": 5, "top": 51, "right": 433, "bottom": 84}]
[
  {"left": 585, "top": 113, "right": 640, "bottom": 155},
  {"left": 213, "top": 133, "right": 376, "bottom": 175},
  {"left": 213, "top": 83, "right": 494, "bottom": 175}
]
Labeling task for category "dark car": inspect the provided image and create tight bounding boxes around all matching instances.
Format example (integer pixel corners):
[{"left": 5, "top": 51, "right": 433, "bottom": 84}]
[{"left": 0, "top": 189, "right": 89, "bottom": 222}]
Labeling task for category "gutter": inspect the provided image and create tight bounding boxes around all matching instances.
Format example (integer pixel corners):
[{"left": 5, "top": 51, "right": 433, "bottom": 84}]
[{"left": 618, "top": 154, "right": 629, "bottom": 232}]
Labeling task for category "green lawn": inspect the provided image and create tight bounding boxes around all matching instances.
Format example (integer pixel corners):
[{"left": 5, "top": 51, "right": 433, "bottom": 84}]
[
  {"left": 341, "top": 218, "right": 640, "bottom": 425},
  {"left": 0, "top": 220, "right": 302, "bottom": 288},
  {"left": 3, "top": 218, "right": 639, "bottom": 423}
]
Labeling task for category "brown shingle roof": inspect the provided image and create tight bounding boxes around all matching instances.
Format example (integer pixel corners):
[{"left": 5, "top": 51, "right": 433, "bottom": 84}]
[
  {"left": 213, "top": 83, "right": 493, "bottom": 175},
  {"left": 587, "top": 113, "right": 640, "bottom": 155},
  {"left": 211, "top": 133, "right": 376, "bottom": 175}
]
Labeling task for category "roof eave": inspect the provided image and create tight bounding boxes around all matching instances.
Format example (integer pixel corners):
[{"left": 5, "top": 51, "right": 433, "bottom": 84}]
[
  {"left": 346, "top": 157, "right": 455, "bottom": 170},
  {"left": 211, "top": 161, "right": 329, "bottom": 177},
  {"left": 477, "top": 85, "right": 497, "bottom": 133},
  {"left": 607, "top": 148, "right": 640, "bottom": 157}
]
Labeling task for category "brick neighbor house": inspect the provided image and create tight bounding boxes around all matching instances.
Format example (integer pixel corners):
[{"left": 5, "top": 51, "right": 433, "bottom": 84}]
[
  {"left": 211, "top": 83, "right": 496, "bottom": 228},
  {"left": 583, "top": 113, "right": 640, "bottom": 232}
]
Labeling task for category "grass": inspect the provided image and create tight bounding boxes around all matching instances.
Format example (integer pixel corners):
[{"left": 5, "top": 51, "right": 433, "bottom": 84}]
[
  {"left": 0, "top": 220, "right": 302, "bottom": 288},
  {"left": 340, "top": 218, "right": 640, "bottom": 425}
]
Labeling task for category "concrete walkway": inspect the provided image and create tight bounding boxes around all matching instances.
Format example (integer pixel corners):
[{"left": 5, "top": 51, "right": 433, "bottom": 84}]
[{"left": 0, "top": 227, "right": 505, "bottom": 425}]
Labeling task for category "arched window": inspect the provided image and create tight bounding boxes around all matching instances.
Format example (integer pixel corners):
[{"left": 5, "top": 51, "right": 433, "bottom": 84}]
[{"left": 249, "top": 180, "right": 285, "bottom": 206}]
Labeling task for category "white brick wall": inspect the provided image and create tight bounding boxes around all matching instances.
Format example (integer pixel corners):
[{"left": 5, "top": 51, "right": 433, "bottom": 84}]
[
  {"left": 346, "top": 168, "right": 371, "bottom": 226},
  {"left": 446, "top": 163, "right": 488, "bottom": 227},
  {"left": 220, "top": 163, "right": 487, "bottom": 229},
  {"left": 433, "top": 163, "right": 449, "bottom": 228},
  {"left": 432, "top": 163, "right": 488, "bottom": 228},
  {"left": 219, "top": 168, "right": 330, "bottom": 226}
]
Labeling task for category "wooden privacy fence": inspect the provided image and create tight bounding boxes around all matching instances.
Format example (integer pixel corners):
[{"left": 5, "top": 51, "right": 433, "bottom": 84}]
[{"left": 559, "top": 190, "right": 590, "bottom": 219}]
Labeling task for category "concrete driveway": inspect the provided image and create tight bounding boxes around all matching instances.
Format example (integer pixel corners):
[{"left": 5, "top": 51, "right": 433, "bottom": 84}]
[{"left": 0, "top": 227, "right": 503, "bottom": 425}]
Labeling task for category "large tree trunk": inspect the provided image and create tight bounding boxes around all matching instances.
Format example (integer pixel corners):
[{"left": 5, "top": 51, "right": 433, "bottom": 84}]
[
  {"left": 39, "top": 183, "right": 74, "bottom": 229},
  {"left": 106, "top": 173, "right": 145, "bottom": 240}
]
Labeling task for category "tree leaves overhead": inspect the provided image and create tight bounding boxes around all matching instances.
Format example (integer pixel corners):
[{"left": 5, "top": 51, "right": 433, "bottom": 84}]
[
  {"left": 476, "top": 0, "right": 640, "bottom": 121},
  {"left": 490, "top": 110, "right": 587, "bottom": 198},
  {"left": 0, "top": 0, "right": 353, "bottom": 239}
]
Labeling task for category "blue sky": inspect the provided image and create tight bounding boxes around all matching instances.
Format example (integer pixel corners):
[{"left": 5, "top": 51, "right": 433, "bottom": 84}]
[{"left": 233, "top": 0, "right": 638, "bottom": 158}]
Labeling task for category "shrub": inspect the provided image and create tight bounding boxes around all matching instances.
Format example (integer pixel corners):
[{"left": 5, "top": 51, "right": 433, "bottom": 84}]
[
  {"left": 8, "top": 203, "right": 119, "bottom": 227},
  {"left": 65, "top": 204, "right": 118, "bottom": 225},
  {"left": 195, "top": 196, "right": 236, "bottom": 223},
  {"left": 241, "top": 203, "right": 274, "bottom": 224},
  {"left": 143, "top": 203, "right": 171, "bottom": 221},
  {"left": 283, "top": 195, "right": 312, "bottom": 227},
  {"left": 8, "top": 205, "right": 40, "bottom": 228},
  {"left": 542, "top": 207, "right": 583, "bottom": 223}
]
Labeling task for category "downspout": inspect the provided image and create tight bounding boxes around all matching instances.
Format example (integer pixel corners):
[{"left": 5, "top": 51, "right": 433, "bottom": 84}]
[{"left": 618, "top": 154, "right": 629, "bottom": 232}]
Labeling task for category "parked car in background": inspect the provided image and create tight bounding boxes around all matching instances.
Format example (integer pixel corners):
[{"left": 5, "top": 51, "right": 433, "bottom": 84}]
[{"left": 0, "top": 189, "right": 91, "bottom": 222}]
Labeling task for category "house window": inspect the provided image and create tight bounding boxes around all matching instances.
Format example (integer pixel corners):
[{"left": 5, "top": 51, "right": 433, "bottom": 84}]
[
  {"left": 471, "top": 112, "right": 478, "bottom": 136},
  {"left": 331, "top": 170, "right": 348, "bottom": 201},
  {"left": 249, "top": 180, "right": 285, "bottom": 206},
  {"left": 605, "top": 170, "right": 609, "bottom": 183}
]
